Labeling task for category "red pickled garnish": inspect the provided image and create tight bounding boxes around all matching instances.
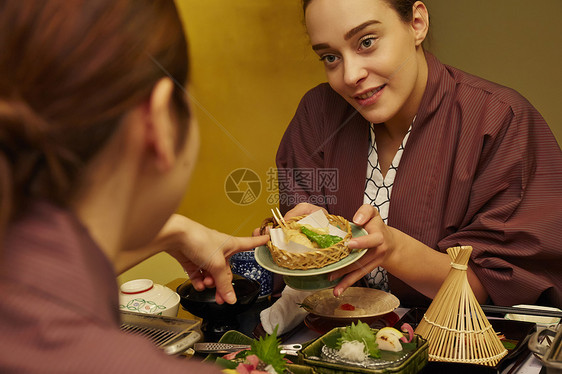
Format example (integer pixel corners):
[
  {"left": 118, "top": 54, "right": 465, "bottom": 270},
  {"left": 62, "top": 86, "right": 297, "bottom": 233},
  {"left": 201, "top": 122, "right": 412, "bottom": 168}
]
[{"left": 340, "top": 303, "right": 355, "bottom": 311}]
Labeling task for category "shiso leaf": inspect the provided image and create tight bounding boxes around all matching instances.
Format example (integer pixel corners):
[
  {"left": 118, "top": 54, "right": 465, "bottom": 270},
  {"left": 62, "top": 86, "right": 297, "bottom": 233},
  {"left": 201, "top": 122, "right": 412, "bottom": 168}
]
[
  {"left": 337, "top": 321, "right": 381, "bottom": 358},
  {"left": 248, "top": 326, "right": 286, "bottom": 374}
]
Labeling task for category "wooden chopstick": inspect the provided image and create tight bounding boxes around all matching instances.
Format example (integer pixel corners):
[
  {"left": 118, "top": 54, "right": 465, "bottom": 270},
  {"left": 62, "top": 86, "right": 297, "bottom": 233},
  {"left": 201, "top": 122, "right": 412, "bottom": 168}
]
[
  {"left": 481, "top": 305, "right": 562, "bottom": 319},
  {"left": 505, "top": 346, "right": 530, "bottom": 374},
  {"left": 275, "top": 207, "right": 288, "bottom": 227},
  {"left": 271, "top": 208, "right": 288, "bottom": 230}
]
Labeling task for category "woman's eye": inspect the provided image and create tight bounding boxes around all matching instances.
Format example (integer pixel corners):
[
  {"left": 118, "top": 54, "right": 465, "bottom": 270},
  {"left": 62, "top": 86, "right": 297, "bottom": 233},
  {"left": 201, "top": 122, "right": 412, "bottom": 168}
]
[
  {"left": 320, "top": 55, "right": 338, "bottom": 64},
  {"left": 359, "top": 36, "right": 377, "bottom": 50}
]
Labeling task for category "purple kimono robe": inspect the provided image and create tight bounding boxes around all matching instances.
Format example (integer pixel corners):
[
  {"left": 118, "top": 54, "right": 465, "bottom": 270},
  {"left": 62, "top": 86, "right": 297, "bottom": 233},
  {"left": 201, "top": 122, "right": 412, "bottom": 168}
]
[
  {"left": 277, "top": 52, "right": 562, "bottom": 307},
  {"left": 0, "top": 201, "right": 221, "bottom": 373}
]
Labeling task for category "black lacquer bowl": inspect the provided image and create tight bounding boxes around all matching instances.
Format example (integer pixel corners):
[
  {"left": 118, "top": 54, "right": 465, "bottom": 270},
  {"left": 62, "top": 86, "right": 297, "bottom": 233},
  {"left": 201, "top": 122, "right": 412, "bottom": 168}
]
[{"left": 177, "top": 274, "right": 260, "bottom": 340}]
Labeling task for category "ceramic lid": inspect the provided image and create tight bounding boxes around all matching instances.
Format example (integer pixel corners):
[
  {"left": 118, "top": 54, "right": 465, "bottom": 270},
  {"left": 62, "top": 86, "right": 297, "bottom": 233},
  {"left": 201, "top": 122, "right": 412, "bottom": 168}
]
[
  {"left": 119, "top": 279, "right": 179, "bottom": 316},
  {"left": 120, "top": 279, "right": 154, "bottom": 294}
]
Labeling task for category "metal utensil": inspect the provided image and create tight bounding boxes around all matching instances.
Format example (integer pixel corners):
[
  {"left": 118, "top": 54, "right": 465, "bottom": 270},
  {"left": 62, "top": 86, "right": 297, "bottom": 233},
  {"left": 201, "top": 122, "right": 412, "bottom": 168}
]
[
  {"left": 163, "top": 331, "right": 202, "bottom": 355},
  {"left": 193, "top": 342, "right": 302, "bottom": 355},
  {"left": 119, "top": 311, "right": 201, "bottom": 355},
  {"left": 481, "top": 305, "right": 562, "bottom": 319}
]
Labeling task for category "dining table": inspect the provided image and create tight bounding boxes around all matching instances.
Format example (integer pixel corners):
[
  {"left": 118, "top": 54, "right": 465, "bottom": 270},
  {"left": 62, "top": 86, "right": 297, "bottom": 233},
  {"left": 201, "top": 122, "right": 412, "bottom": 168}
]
[{"left": 165, "top": 278, "right": 548, "bottom": 374}]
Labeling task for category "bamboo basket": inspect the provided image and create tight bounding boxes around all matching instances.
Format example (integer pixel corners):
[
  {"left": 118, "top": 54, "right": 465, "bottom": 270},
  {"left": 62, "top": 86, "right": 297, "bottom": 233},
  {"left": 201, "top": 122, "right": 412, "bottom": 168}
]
[
  {"left": 414, "top": 246, "right": 507, "bottom": 366},
  {"left": 263, "top": 214, "right": 352, "bottom": 270}
]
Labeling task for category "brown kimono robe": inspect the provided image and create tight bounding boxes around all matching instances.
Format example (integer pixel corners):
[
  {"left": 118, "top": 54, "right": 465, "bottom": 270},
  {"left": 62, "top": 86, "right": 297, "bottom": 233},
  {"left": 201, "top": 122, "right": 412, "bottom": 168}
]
[{"left": 276, "top": 52, "right": 562, "bottom": 308}]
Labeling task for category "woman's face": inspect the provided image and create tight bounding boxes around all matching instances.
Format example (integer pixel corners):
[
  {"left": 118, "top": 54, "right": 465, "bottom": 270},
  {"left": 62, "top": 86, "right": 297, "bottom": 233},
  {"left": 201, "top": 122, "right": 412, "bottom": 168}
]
[{"left": 305, "top": 0, "right": 425, "bottom": 124}]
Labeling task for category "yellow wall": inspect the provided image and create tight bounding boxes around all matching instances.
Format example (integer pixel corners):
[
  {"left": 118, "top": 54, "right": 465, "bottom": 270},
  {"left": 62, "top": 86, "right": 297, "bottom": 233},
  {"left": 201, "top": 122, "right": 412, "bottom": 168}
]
[
  {"left": 119, "top": 0, "right": 562, "bottom": 286},
  {"left": 175, "top": 0, "right": 324, "bottom": 236}
]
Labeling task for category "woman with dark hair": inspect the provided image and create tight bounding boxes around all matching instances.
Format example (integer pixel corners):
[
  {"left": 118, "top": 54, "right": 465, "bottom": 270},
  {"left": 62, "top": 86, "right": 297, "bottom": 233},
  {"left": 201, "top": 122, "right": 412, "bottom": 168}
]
[
  {"left": 276, "top": 0, "right": 562, "bottom": 308},
  {"left": 0, "top": 1, "right": 267, "bottom": 371}
]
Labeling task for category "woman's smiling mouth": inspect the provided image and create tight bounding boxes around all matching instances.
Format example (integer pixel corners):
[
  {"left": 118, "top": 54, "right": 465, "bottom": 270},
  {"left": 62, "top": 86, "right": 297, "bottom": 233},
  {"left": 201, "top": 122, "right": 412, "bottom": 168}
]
[{"left": 354, "top": 84, "right": 387, "bottom": 105}]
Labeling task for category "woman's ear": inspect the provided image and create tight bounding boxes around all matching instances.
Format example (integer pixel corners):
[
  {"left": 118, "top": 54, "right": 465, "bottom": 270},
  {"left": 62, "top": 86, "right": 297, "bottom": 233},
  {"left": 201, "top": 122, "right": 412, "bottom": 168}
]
[
  {"left": 145, "top": 77, "right": 176, "bottom": 171},
  {"left": 411, "top": 1, "right": 429, "bottom": 47}
]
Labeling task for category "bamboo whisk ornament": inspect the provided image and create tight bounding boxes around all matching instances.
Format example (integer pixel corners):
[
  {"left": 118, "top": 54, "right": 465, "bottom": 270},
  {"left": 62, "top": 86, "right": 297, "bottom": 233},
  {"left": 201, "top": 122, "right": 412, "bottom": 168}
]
[{"left": 414, "top": 246, "right": 507, "bottom": 366}]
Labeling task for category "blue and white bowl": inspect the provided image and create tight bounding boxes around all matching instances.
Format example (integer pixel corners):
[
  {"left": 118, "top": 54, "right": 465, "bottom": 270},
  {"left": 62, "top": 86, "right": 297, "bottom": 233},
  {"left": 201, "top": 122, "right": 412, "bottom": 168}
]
[{"left": 230, "top": 251, "right": 273, "bottom": 299}]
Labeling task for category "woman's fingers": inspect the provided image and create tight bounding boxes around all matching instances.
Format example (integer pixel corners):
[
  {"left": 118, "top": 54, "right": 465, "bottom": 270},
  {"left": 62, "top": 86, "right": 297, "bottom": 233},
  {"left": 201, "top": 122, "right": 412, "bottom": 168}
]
[
  {"left": 215, "top": 292, "right": 226, "bottom": 305},
  {"left": 252, "top": 227, "right": 262, "bottom": 236},
  {"left": 348, "top": 231, "right": 384, "bottom": 249},
  {"left": 186, "top": 266, "right": 236, "bottom": 305},
  {"left": 329, "top": 260, "right": 369, "bottom": 280},
  {"left": 329, "top": 252, "right": 382, "bottom": 280},
  {"left": 352, "top": 204, "right": 379, "bottom": 225},
  {"left": 220, "top": 234, "right": 269, "bottom": 258},
  {"left": 202, "top": 274, "right": 215, "bottom": 287},
  {"left": 188, "top": 272, "right": 206, "bottom": 291},
  {"left": 207, "top": 262, "right": 237, "bottom": 304},
  {"left": 284, "top": 203, "right": 327, "bottom": 220},
  {"left": 233, "top": 234, "right": 269, "bottom": 252},
  {"left": 332, "top": 258, "right": 380, "bottom": 296},
  {"left": 333, "top": 272, "right": 366, "bottom": 297}
]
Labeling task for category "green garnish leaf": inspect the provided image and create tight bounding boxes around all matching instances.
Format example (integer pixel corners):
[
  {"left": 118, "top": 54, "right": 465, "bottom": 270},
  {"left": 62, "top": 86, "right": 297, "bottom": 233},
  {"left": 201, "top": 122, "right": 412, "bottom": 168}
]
[
  {"left": 215, "top": 357, "right": 238, "bottom": 369},
  {"left": 248, "top": 326, "right": 286, "bottom": 374},
  {"left": 337, "top": 321, "right": 380, "bottom": 358},
  {"left": 300, "top": 227, "right": 343, "bottom": 248},
  {"left": 501, "top": 339, "right": 518, "bottom": 350},
  {"left": 235, "top": 349, "right": 251, "bottom": 359}
]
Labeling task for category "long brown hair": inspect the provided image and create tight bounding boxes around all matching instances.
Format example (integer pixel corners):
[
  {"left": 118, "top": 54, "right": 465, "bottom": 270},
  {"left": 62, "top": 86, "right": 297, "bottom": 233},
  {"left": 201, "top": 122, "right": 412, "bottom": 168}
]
[{"left": 0, "top": 0, "right": 190, "bottom": 242}]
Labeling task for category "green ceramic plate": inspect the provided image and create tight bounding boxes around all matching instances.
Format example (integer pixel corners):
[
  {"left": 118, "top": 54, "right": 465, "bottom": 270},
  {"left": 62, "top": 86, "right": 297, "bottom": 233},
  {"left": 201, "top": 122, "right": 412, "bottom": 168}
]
[
  {"left": 255, "top": 223, "right": 368, "bottom": 277},
  {"left": 281, "top": 273, "right": 341, "bottom": 291},
  {"left": 204, "top": 330, "right": 314, "bottom": 374},
  {"left": 299, "top": 327, "right": 429, "bottom": 374},
  {"left": 255, "top": 224, "right": 368, "bottom": 291}
]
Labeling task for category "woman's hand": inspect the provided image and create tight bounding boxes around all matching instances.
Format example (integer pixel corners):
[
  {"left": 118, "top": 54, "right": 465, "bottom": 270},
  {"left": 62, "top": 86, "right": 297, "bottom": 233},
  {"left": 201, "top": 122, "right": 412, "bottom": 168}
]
[
  {"left": 126, "top": 214, "right": 269, "bottom": 305},
  {"left": 164, "top": 215, "right": 269, "bottom": 304},
  {"left": 329, "top": 204, "right": 398, "bottom": 296},
  {"left": 329, "top": 205, "right": 489, "bottom": 302},
  {"left": 284, "top": 202, "right": 327, "bottom": 219}
]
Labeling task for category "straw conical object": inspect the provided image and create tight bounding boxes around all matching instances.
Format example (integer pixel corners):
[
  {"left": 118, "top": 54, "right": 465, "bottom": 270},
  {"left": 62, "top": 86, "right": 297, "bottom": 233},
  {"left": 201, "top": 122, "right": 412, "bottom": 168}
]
[{"left": 414, "top": 246, "right": 507, "bottom": 366}]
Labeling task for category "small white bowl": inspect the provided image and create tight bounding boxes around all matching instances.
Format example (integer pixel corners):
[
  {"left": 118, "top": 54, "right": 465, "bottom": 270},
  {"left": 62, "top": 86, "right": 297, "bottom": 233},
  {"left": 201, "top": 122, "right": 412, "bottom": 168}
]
[
  {"left": 119, "top": 279, "right": 180, "bottom": 317},
  {"left": 505, "top": 304, "right": 561, "bottom": 327}
]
